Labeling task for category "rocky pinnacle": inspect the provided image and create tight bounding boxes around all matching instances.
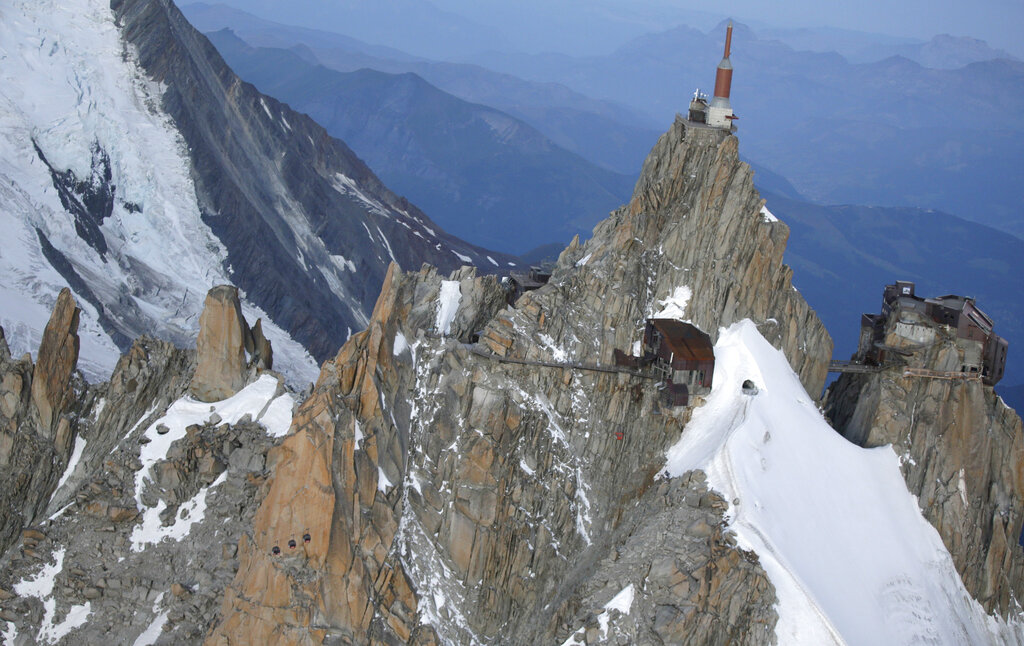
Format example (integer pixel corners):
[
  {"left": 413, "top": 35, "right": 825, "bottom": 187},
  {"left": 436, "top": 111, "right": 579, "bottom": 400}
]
[{"left": 209, "top": 118, "right": 831, "bottom": 644}]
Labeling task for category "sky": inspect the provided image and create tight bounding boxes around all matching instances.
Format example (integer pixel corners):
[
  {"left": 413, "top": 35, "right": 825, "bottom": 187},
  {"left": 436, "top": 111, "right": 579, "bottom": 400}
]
[
  {"left": 691, "top": 0, "right": 1024, "bottom": 57},
  {"left": 206, "top": 0, "right": 1024, "bottom": 59}
]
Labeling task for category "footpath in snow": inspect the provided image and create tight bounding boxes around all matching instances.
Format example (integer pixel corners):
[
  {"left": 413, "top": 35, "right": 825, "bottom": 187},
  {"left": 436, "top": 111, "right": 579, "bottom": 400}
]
[{"left": 664, "top": 320, "right": 1022, "bottom": 646}]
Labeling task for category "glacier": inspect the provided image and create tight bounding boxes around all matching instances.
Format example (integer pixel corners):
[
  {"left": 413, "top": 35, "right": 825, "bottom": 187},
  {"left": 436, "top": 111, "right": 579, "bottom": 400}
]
[{"left": 0, "top": 0, "right": 317, "bottom": 385}]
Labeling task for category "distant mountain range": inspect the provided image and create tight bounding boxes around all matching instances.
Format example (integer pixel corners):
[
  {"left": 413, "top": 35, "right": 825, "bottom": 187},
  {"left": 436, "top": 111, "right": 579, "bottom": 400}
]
[
  {"left": 180, "top": 0, "right": 514, "bottom": 60},
  {"left": 771, "top": 194, "right": 1024, "bottom": 388},
  {"left": 182, "top": 3, "right": 662, "bottom": 177},
  {"left": 184, "top": 5, "right": 1024, "bottom": 244},
  {"left": 466, "top": 21, "right": 1024, "bottom": 241},
  {"left": 204, "top": 29, "right": 635, "bottom": 253},
  {"left": 760, "top": 29, "right": 1017, "bottom": 67}
]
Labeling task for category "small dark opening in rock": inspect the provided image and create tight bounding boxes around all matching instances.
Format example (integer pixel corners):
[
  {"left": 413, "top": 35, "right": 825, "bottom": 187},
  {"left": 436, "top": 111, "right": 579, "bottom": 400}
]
[
  {"left": 303, "top": 533, "right": 311, "bottom": 543},
  {"left": 288, "top": 539, "right": 297, "bottom": 549},
  {"left": 272, "top": 546, "right": 280, "bottom": 555}
]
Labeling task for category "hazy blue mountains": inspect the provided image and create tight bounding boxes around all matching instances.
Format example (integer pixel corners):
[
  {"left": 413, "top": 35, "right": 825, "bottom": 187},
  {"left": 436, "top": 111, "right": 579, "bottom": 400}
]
[
  {"left": 772, "top": 195, "right": 1024, "bottom": 389},
  {"left": 204, "top": 29, "right": 634, "bottom": 254},
  {"left": 181, "top": 0, "right": 513, "bottom": 60},
  {"left": 183, "top": 3, "right": 663, "bottom": 177},
  {"left": 470, "top": 22, "right": 1024, "bottom": 240}
]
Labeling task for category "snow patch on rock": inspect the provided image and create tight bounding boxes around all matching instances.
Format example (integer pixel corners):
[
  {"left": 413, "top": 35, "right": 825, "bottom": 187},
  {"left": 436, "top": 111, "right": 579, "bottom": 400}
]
[
  {"left": 13, "top": 548, "right": 92, "bottom": 644},
  {"left": 130, "top": 472, "right": 227, "bottom": 552},
  {"left": 653, "top": 286, "right": 692, "bottom": 320},
  {"left": 435, "top": 280, "right": 462, "bottom": 336},
  {"left": 132, "top": 375, "right": 289, "bottom": 506},
  {"left": 560, "top": 584, "right": 635, "bottom": 646},
  {"left": 54, "top": 434, "right": 87, "bottom": 493}
]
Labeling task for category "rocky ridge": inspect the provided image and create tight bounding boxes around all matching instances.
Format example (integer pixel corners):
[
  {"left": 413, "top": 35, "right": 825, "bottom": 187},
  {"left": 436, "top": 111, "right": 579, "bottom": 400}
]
[
  {"left": 209, "top": 117, "right": 831, "bottom": 644},
  {"left": 826, "top": 307, "right": 1024, "bottom": 617},
  {"left": 0, "top": 284, "right": 296, "bottom": 644},
  {"left": 0, "top": 114, "right": 1013, "bottom": 645},
  {"left": 0, "top": 289, "right": 83, "bottom": 558}
]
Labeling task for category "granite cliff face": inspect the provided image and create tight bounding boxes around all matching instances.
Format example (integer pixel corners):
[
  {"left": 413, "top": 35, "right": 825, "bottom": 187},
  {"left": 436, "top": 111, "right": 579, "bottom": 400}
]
[
  {"left": 209, "top": 118, "right": 831, "bottom": 644},
  {"left": 826, "top": 305, "right": 1024, "bottom": 617},
  {"left": 7, "top": 115, "right": 1018, "bottom": 645},
  {"left": 0, "top": 285, "right": 292, "bottom": 644},
  {"left": 0, "top": 289, "right": 82, "bottom": 558}
]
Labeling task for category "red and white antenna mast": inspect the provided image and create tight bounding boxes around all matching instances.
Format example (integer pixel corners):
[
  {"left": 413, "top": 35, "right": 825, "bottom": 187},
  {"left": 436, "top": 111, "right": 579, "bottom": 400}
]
[
  {"left": 714, "top": 22, "right": 733, "bottom": 100},
  {"left": 707, "top": 22, "right": 737, "bottom": 130}
]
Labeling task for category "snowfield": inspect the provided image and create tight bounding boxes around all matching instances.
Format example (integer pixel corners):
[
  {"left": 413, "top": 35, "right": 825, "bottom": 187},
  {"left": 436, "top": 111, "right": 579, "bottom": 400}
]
[
  {"left": 434, "top": 280, "right": 462, "bottom": 335},
  {"left": 665, "top": 320, "right": 1024, "bottom": 645}
]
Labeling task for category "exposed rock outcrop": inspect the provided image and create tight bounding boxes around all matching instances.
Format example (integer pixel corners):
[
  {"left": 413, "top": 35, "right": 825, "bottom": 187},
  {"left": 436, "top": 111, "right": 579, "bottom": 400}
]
[
  {"left": 0, "top": 300, "right": 283, "bottom": 644},
  {"left": 191, "top": 286, "right": 252, "bottom": 402},
  {"left": 0, "top": 407, "right": 282, "bottom": 644},
  {"left": 44, "top": 335, "right": 197, "bottom": 516},
  {"left": 251, "top": 318, "right": 273, "bottom": 371},
  {"left": 0, "top": 289, "right": 82, "bottom": 556},
  {"left": 557, "top": 472, "right": 777, "bottom": 646},
  {"left": 826, "top": 305, "right": 1024, "bottom": 616},
  {"left": 211, "top": 118, "right": 829, "bottom": 644},
  {"left": 30, "top": 288, "right": 81, "bottom": 435}
]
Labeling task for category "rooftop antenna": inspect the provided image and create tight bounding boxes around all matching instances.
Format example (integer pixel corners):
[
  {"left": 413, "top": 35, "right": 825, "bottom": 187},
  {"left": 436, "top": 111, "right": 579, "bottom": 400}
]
[
  {"left": 707, "top": 21, "right": 737, "bottom": 129},
  {"left": 714, "top": 21, "right": 733, "bottom": 101}
]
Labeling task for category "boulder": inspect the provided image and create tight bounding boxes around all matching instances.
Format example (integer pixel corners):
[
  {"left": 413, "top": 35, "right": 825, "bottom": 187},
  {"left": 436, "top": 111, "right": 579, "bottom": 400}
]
[{"left": 250, "top": 318, "right": 273, "bottom": 370}]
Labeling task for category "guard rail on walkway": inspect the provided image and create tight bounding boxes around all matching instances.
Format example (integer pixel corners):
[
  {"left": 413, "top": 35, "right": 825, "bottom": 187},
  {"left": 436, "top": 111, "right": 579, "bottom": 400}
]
[
  {"left": 467, "top": 346, "right": 655, "bottom": 379},
  {"left": 827, "top": 360, "right": 885, "bottom": 374}
]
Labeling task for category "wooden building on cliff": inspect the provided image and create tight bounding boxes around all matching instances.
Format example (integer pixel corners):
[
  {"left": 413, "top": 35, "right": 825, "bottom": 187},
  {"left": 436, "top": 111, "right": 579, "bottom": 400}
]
[{"left": 615, "top": 318, "right": 715, "bottom": 407}]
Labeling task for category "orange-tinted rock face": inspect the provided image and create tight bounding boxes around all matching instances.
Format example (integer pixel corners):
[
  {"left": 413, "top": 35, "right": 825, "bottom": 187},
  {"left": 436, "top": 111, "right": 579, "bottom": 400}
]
[
  {"left": 191, "top": 285, "right": 250, "bottom": 403},
  {"left": 31, "top": 287, "right": 80, "bottom": 434},
  {"left": 209, "top": 264, "right": 428, "bottom": 645},
  {"left": 0, "top": 288, "right": 81, "bottom": 557}
]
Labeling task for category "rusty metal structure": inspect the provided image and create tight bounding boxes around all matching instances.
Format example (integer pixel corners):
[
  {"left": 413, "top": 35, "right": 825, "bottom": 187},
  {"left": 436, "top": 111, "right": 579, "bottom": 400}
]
[
  {"left": 614, "top": 319, "right": 715, "bottom": 406},
  {"left": 713, "top": 23, "right": 734, "bottom": 100},
  {"left": 859, "top": 281, "right": 1008, "bottom": 386},
  {"left": 688, "top": 89, "right": 709, "bottom": 123},
  {"left": 688, "top": 22, "right": 737, "bottom": 130}
]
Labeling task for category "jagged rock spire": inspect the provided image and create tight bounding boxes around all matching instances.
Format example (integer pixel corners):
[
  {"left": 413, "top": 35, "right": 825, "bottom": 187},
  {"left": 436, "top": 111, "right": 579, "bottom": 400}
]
[
  {"left": 190, "top": 286, "right": 252, "bottom": 402},
  {"left": 31, "top": 288, "right": 80, "bottom": 435}
]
